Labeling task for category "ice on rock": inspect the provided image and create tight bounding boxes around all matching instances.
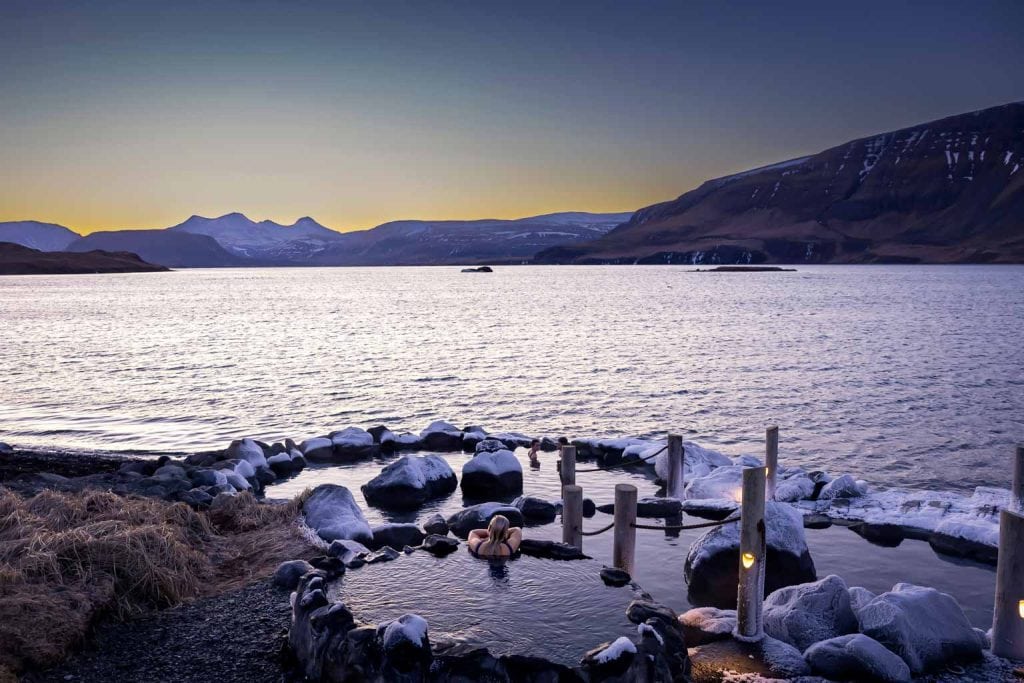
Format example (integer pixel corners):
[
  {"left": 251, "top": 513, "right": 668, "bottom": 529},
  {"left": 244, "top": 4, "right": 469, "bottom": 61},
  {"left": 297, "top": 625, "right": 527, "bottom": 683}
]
[
  {"left": 774, "top": 474, "right": 815, "bottom": 502},
  {"left": 419, "top": 420, "right": 462, "bottom": 437},
  {"left": 805, "top": 634, "right": 911, "bottom": 683},
  {"left": 762, "top": 575, "right": 858, "bottom": 652},
  {"left": 848, "top": 586, "right": 876, "bottom": 614},
  {"left": 381, "top": 613, "right": 429, "bottom": 648},
  {"left": 732, "top": 454, "right": 763, "bottom": 468},
  {"left": 299, "top": 436, "right": 333, "bottom": 458},
  {"left": 330, "top": 427, "right": 374, "bottom": 448},
  {"left": 361, "top": 455, "right": 457, "bottom": 509},
  {"left": 819, "top": 474, "right": 863, "bottom": 499},
  {"left": 464, "top": 449, "right": 521, "bottom": 476},
  {"left": 302, "top": 484, "right": 373, "bottom": 544},
  {"left": 594, "top": 636, "right": 637, "bottom": 664},
  {"left": 653, "top": 441, "right": 732, "bottom": 481},
  {"left": 227, "top": 438, "right": 268, "bottom": 468},
  {"left": 684, "top": 465, "right": 745, "bottom": 502},
  {"left": 461, "top": 449, "right": 523, "bottom": 496}
]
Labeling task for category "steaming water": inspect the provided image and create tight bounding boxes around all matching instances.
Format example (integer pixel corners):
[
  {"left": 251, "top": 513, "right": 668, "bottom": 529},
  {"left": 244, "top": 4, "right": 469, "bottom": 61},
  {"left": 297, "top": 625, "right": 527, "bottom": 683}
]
[{"left": 1, "top": 265, "right": 1021, "bottom": 493}]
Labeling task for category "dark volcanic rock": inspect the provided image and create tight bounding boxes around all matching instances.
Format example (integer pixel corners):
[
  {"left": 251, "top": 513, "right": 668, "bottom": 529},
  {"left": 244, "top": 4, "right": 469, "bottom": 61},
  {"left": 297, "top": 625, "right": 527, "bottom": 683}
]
[
  {"left": 422, "top": 513, "right": 449, "bottom": 536},
  {"left": 273, "top": 559, "right": 315, "bottom": 589},
  {"left": 361, "top": 454, "right": 457, "bottom": 510},
  {"left": 512, "top": 495, "right": 557, "bottom": 524},
  {"left": 420, "top": 534, "right": 459, "bottom": 556},
  {"left": 460, "top": 449, "right": 523, "bottom": 498},
  {"left": 369, "top": 523, "right": 425, "bottom": 551},
  {"left": 600, "top": 567, "right": 631, "bottom": 587},
  {"left": 518, "top": 539, "right": 590, "bottom": 561},
  {"left": 445, "top": 503, "right": 524, "bottom": 538},
  {"left": 684, "top": 502, "right": 816, "bottom": 608}
]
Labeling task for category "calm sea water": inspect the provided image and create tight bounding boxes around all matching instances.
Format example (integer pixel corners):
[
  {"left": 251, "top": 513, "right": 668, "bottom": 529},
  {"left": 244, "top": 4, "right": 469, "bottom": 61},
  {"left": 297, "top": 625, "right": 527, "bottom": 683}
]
[
  {"left": 0, "top": 265, "right": 1015, "bottom": 638},
  {"left": 1, "top": 265, "right": 1021, "bottom": 491}
]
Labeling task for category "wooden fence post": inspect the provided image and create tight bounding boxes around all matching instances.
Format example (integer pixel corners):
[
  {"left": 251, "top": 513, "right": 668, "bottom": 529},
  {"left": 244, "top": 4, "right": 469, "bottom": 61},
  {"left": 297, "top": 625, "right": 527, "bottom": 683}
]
[
  {"left": 562, "top": 484, "right": 583, "bottom": 550},
  {"left": 766, "top": 425, "right": 779, "bottom": 501},
  {"left": 612, "top": 483, "right": 637, "bottom": 574},
  {"left": 735, "top": 466, "right": 767, "bottom": 641},
  {"left": 992, "top": 508, "right": 1024, "bottom": 659},
  {"left": 667, "top": 434, "right": 685, "bottom": 499},
  {"left": 993, "top": 446, "right": 1024, "bottom": 658},
  {"left": 1013, "top": 444, "right": 1024, "bottom": 512},
  {"left": 560, "top": 445, "right": 576, "bottom": 487}
]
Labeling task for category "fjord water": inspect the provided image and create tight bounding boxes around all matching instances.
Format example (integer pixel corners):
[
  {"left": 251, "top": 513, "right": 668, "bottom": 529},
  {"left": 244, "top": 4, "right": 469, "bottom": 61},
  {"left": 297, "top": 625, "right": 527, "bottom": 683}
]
[{"left": 1, "top": 265, "right": 1021, "bottom": 492}]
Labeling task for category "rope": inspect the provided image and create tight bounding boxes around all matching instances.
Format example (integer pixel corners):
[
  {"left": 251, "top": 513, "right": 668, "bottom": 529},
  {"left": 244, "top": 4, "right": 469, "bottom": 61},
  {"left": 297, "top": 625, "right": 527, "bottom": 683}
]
[
  {"left": 631, "top": 514, "right": 740, "bottom": 532},
  {"left": 573, "top": 444, "right": 667, "bottom": 473},
  {"left": 579, "top": 522, "right": 615, "bottom": 536}
]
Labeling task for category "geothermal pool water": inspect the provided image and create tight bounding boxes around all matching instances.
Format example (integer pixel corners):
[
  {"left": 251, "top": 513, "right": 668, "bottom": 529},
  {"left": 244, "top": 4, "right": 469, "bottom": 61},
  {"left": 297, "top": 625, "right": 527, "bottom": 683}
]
[{"left": 270, "top": 448, "right": 997, "bottom": 644}]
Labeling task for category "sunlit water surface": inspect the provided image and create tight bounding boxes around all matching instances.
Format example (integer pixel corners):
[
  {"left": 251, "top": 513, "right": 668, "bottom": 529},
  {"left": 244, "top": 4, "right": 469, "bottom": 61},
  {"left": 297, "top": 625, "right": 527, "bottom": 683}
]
[{"left": 0, "top": 266, "right": 1017, "bottom": 638}]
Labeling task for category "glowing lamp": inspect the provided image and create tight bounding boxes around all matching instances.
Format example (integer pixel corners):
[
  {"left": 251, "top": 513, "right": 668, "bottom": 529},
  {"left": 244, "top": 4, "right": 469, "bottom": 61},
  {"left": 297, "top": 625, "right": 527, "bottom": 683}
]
[
  {"left": 1019, "top": 599, "right": 1024, "bottom": 619},
  {"left": 742, "top": 552, "right": 756, "bottom": 569}
]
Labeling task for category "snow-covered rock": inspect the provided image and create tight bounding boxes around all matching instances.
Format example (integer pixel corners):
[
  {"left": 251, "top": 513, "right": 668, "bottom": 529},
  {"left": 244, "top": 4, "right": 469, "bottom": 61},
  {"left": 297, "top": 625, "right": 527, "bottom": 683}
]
[
  {"left": 460, "top": 449, "right": 523, "bottom": 497},
  {"left": 419, "top": 420, "right": 463, "bottom": 450},
  {"left": 329, "top": 427, "right": 375, "bottom": 457},
  {"left": 226, "top": 438, "right": 268, "bottom": 468},
  {"left": 267, "top": 448, "right": 306, "bottom": 476},
  {"left": 678, "top": 607, "right": 736, "bottom": 646},
  {"left": 377, "top": 614, "right": 432, "bottom": 674},
  {"left": 683, "top": 465, "right": 745, "bottom": 502},
  {"left": 858, "top": 583, "right": 983, "bottom": 675},
  {"left": 773, "top": 474, "right": 816, "bottom": 502},
  {"left": 302, "top": 484, "right": 373, "bottom": 544},
  {"left": 361, "top": 455, "right": 457, "bottom": 509},
  {"left": 445, "top": 503, "right": 524, "bottom": 538},
  {"left": 819, "top": 474, "right": 863, "bottom": 500},
  {"left": 848, "top": 586, "right": 876, "bottom": 614},
  {"left": 763, "top": 574, "right": 858, "bottom": 652},
  {"left": 474, "top": 437, "right": 507, "bottom": 454},
  {"left": 653, "top": 441, "right": 732, "bottom": 481},
  {"left": 299, "top": 436, "right": 333, "bottom": 460},
  {"left": 684, "top": 501, "right": 816, "bottom": 608},
  {"left": 804, "top": 634, "right": 911, "bottom": 682}
]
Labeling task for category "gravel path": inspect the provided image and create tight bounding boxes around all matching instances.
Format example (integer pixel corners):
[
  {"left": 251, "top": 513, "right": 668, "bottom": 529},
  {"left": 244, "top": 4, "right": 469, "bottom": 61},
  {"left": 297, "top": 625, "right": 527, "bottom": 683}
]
[{"left": 26, "top": 580, "right": 299, "bottom": 683}]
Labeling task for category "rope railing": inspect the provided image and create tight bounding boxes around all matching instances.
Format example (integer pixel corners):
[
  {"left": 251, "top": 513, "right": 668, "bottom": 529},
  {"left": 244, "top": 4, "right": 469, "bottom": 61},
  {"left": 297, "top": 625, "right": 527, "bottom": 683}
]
[
  {"left": 574, "top": 444, "right": 667, "bottom": 473},
  {"left": 579, "top": 521, "right": 615, "bottom": 536},
  {"left": 631, "top": 514, "right": 739, "bottom": 532}
]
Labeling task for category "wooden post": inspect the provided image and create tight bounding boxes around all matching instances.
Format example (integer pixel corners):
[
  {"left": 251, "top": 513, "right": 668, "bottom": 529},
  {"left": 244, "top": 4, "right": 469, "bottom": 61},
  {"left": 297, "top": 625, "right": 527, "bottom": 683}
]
[
  {"left": 612, "top": 483, "right": 637, "bottom": 574},
  {"left": 992, "top": 509, "right": 1024, "bottom": 659},
  {"left": 560, "top": 445, "right": 576, "bottom": 487},
  {"left": 765, "top": 425, "right": 779, "bottom": 501},
  {"left": 562, "top": 484, "right": 583, "bottom": 550},
  {"left": 1013, "top": 444, "right": 1024, "bottom": 512},
  {"left": 667, "top": 434, "right": 685, "bottom": 499},
  {"left": 735, "top": 466, "right": 767, "bottom": 641}
]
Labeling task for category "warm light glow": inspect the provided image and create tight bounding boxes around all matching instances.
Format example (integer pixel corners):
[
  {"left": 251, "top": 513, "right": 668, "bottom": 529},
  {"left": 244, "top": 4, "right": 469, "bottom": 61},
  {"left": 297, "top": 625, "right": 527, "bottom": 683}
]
[
  {"left": 1018, "top": 599, "right": 1024, "bottom": 619},
  {"left": 742, "top": 552, "right": 756, "bottom": 569}
]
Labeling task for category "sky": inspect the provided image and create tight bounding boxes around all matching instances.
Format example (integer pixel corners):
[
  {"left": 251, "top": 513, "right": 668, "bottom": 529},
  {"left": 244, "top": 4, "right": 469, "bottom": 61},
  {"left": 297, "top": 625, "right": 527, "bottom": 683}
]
[{"left": 1, "top": 0, "right": 1022, "bottom": 234}]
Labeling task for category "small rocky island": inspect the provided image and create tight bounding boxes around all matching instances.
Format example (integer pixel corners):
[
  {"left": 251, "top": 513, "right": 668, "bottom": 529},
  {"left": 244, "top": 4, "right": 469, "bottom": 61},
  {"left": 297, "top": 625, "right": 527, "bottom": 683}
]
[
  {"left": 460, "top": 265, "right": 494, "bottom": 273},
  {"left": 0, "top": 242, "right": 169, "bottom": 275},
  {"left": 692, "top": 266, "right": 796, "bottom": 272}
]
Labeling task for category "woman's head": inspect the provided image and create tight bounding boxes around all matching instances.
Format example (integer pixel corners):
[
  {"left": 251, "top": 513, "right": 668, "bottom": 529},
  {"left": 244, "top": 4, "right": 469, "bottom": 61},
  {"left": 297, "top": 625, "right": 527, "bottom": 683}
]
[{"left": 487, "top": 514, "right": 510, "bottom": 542}]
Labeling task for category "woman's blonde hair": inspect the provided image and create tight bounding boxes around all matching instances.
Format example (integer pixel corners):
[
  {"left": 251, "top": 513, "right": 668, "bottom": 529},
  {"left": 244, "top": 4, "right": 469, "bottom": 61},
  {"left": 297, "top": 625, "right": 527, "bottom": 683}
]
[{"left": 485, "top": 514, "right": 510, "bottom": 549}]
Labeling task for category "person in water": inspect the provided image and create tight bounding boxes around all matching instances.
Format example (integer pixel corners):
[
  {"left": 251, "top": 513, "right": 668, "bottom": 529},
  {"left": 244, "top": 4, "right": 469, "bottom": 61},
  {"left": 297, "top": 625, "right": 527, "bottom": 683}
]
[
  {"left": 527, "top": 439, "right": 541, "bottom": 467},
  {"left": 467, "top": 515, "right": 522, "bottom": 558}
]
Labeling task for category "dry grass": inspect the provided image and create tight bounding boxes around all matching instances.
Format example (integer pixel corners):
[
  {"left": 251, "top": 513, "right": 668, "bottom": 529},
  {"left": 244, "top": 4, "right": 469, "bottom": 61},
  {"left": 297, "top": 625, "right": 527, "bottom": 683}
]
[{"left": 0, "top": 487, "right": 314, "bottom": 677}]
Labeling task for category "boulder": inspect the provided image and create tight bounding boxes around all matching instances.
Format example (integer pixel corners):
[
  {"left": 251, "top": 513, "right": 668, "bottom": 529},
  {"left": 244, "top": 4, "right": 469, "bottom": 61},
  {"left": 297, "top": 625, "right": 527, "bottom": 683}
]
[
  {"left": 422, "top": 513, "right": 448, "bottom": 536},
  {"left": 308, "top": 555, "right": 346, "bottom": 579},
  {"left": 273, "top": 559, "right": 314, "bottom": 589},
  {"left": 678, "top": 607, "right": 736, "bottom": 646},
  {"left": 774, "top": 474, "right": 816, "bottom": 502},
  {"left": 329, "top": 427, "right": 376, "bottom": 458},
  {"left": 819, "top": 474, "right": 863, "bottom": 500},
  {"left": 600, "top": 567, "right": 631, "bottom": 587},
  {"left": 460, "top": 449, "right": 523, "bottom": 497},
  {"left": 446, "top": 503, "right": 524, "bottom": 538},
  {"left": 653, "top": 440, "right": 732, "bottom": 481},
  {"left": 361, "top": 455, "right": 457, "bottom": 509},
  {"left": 365, "top": 546, "right": 401, "bottom": 564},
  {"left": 302, "top": 484, "right": 373, "bottom": 544},
  {"left": 299, "top": 436, "right": 334, "bottom": 460},
  {"left": 684, "top": 501, "right": 816, "bottom": 608},
  {"left": 328, "top": 538, "right": 371, "bottom": 560},
  {"left": 366, "top": 425, "right": 390, "bottom": 443},
  {"left": 153, "top": 463, "right": 188, "bottom": 479},
  {"left": 805, "top": 634, "right": 911, "bottom": 682},
  {"left": 858, "top": 583, "right": 983, "bottom": 675},
  {"left": 684, "top": 465, "right": 744, "bottom": 502},
  {"left": 369, "top": 523, "right": 425, "bottom": 551},
  {"left": 580, "top": 637, "right": 637, "bottom": 678},
  {"left": 175, "top": 488, "right": 213, "bottom": 509},
  {"left": 688, "top": 634, "right": 809, "bottom": 680},
  {"left": 189, "top": 468, "right": 228, "bottom": 487},
  {"left": 267, "top": 449, "right": 306, "bottom": 477},
  {"left": 762, "top": 574, "right": 858, "bottom": 652},
  {"left": 474, "top": 437, "right": 507, "bottom": 454},
  {"left": 636, "top": 497, "right": 682, "bottom": 517},
  {"left": 518, "top": 538, "right": 589, "bottom": 560},
  {"left": 0, "top": 442, "right": 13, "bottom": 453},
  {"left": 848, "top": 586, "right": 876, "bottom": 614},
  {"left": 226, "top": 438, "right": 268, "bottom": 469},
  {"left": 421, "top": 534, "right": 459, "bottom": 556},
  {"left": 377, "top": 614, "right": 432, "bottom": 676},
  {"left": 511, "top": 495, "right": 557, "bottom": 524},
  {"left": 420, "top": 420, "right": 463, "bottom": 450}
]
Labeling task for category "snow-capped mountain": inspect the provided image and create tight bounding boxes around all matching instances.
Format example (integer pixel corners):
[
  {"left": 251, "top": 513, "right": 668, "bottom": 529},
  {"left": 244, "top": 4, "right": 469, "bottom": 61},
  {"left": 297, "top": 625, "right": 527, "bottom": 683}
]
[
  {"left": 168, "top": 213, "right": 343, "bottom": 261},
  {"left": 537, "top": 101, "right": 1024, "bottom": 264},
  {"left": 0, "top": 221, "right": 80, "bottom": 251}
]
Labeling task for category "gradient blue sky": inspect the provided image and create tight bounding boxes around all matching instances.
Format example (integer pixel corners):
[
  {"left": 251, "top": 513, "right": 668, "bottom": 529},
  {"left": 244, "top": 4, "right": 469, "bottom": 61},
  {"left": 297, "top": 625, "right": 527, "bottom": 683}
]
[{"left": 1, "top": 0, "right": 1022, "bottom": 232}]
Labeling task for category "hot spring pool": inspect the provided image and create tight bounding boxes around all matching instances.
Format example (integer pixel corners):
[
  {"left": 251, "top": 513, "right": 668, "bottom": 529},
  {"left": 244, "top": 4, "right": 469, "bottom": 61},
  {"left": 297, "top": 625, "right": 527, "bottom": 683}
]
[
  {"left": 269, "top": 447, "right": 997, "bottom": 638},
  {"left": 329, "top": 550, "right": 641, "bottom": 666}
]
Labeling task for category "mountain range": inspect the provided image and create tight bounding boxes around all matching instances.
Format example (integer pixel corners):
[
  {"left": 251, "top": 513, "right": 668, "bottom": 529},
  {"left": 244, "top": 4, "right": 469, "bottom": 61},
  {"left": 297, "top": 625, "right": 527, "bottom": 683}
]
[
  {"left": 537, "top": 101, "right": 1024, "bottom": 264},
  {"left": 1, "top": 101, "right": 1021, "bottom": 268}
]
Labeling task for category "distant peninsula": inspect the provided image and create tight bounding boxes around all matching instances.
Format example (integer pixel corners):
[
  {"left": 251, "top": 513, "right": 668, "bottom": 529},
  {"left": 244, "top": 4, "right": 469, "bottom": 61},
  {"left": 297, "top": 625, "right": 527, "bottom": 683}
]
[{"left": 0, "top": 242, "right": 169, "bottom": 275}]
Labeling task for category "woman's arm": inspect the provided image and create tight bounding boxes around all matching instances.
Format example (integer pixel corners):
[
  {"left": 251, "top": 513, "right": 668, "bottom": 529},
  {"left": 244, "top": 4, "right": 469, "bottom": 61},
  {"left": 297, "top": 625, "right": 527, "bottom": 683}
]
[{"left": 506, "top": 527, "right": 523, "bottom": 551}]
